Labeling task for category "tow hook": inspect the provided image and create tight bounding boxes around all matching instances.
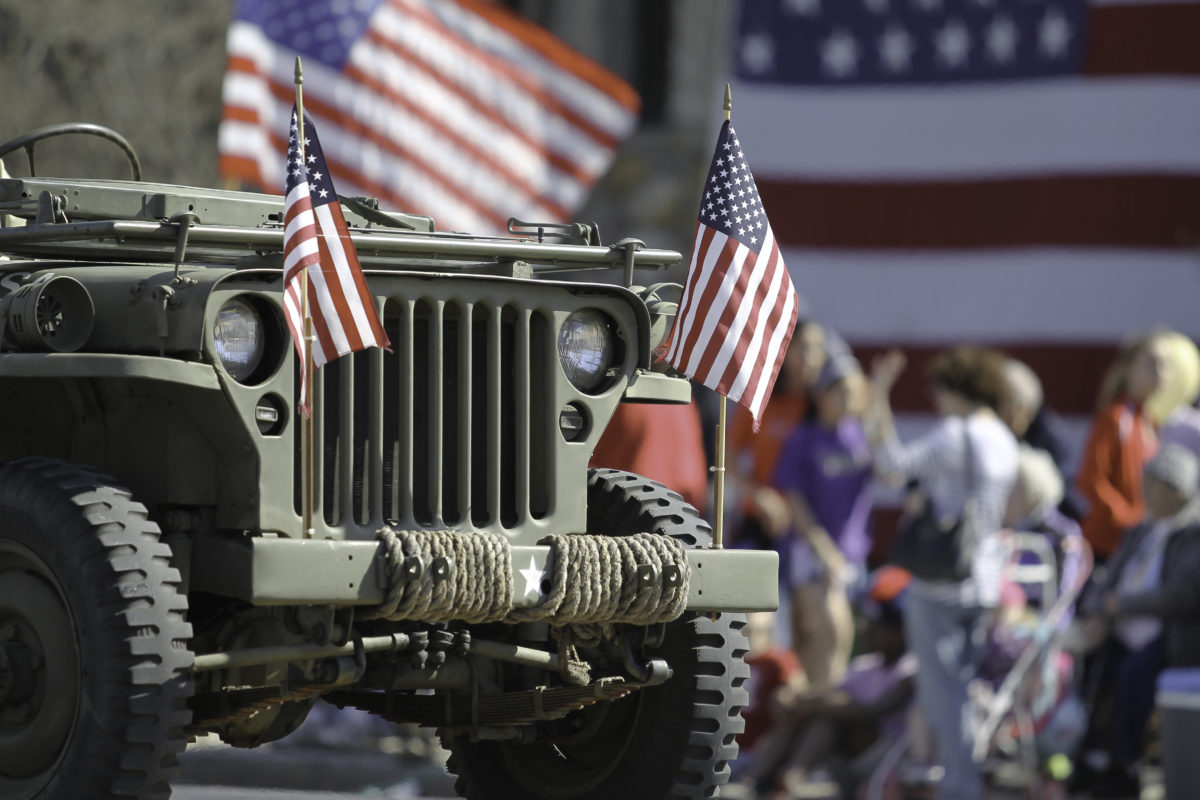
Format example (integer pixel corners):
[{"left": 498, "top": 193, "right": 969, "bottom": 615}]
[{"left": 620, "top": 628, "right": 672, "bottom": 686}]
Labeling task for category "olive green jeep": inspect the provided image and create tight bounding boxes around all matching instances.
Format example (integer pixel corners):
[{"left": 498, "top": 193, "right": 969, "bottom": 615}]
[{"left": 0, "top": 125, "right": 777, "bottom": 800}]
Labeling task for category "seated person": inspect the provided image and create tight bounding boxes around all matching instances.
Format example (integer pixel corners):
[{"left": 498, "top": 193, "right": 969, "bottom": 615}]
[
  {"left": 1072, "top": 444, "right": 1200, "bottom": 798},
  {"left": 742, "top": 567, "right": 915, "bottom": 799},
  {"left": 731, "top": 612, "right": 804, "bottom": 783}
]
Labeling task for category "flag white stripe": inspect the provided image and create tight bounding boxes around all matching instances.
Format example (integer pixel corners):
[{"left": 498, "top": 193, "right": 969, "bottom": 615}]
[
  {"left": 306, "top": 260, "right": 352, "bottom": 360},
  {"left": 665, "top": 225, "right": 709, "bottom": 364},
  {"left": 350, "top": 37, "right": 581, "bottom": 210},
  {"left": 314, "top": 203, "right": 378, "bottom": 347},
  {"left": 667, "top": 232, "right": 716, "bottom": 365},
  {"left": 703, "top": 228, "right": 778, "bottom": 387},
  {"left": 731, "top": 79, "right": 1200, "bottom": 180},
  {"left": 728, "top": 235, "right": 787, "bottom": 402},
  {"left": 223, "top": 56, "right": 567, "bottom": 225},
  {"left": 223, "top": 82, "right": 516, "bottom": 233},
  {"left": 682, "top": 244, "right": 751, "bottom": 377},
  {"left": 747, "top": 283, "right": 796, "bottom": 414},
  {"left": 782, "top": 246, "right": 1200, "bottom": 344},
  {"left": 227, "top": 19, "right": 616, "bottom": 202},
  {"left": 222, "top": 11, "right": 635, "bottom": 235},
  {"left": 282, "top": 238, "right": 320, "bottom": 275},
  {"left": 408, "top": 0, "right": 636, "bottom": 138},
  {"left": 369, "top": 8, "right": 618, "bottom": 179},
  {"left": 283, "top": 203, "right": 316, "bottom": 240}
]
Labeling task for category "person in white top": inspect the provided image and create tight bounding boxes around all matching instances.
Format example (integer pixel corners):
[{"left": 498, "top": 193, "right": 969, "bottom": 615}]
[{"left": 866, "top": 346, "right": 1018, "bottom": 800}]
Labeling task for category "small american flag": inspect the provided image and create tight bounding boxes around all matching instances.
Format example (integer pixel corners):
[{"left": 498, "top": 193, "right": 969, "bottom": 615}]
[
  {"left": 283, "top": 107, "right": 389, "bottom": 416},
  {"left": 665, "top": 120, "right": 800, "bottom": 428},
  {"left": 221, "top": 0, "right": 639, "bottom": 235}
]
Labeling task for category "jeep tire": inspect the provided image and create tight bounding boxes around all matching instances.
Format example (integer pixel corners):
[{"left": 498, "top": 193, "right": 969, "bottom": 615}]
[
  {"left": 444, "top": 469, "right": 750, "bottom": 800},
  {"left": 0, "top": 458, "right": 192, "bottom": 800}
]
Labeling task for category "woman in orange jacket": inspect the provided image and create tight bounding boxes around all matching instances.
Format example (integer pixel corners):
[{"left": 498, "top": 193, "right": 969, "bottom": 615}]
[{"left": 1077, "top": 333, "right": 1171, "bottom": 561}]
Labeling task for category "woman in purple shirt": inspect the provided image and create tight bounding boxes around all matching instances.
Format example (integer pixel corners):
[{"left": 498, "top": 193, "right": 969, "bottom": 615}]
[{"left": 772, "top": 354, "right": 874, "bottom": 689}]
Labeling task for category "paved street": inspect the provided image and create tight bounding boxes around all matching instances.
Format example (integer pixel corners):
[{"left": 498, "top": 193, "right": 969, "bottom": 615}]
[
  {"left": 174, "top": 709, "right": 1166, "bottom": 800},
  {"left": 174, "top": 789, "right": 447, "bottom": 800}
]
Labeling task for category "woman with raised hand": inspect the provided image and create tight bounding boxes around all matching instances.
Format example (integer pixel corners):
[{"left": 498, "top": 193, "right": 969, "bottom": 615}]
[{"left": 866, "top": 345, "right": 1019, "bottom": 800}]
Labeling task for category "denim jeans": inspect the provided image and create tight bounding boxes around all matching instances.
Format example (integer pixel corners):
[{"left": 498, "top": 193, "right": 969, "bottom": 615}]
[{"left": 902, "top": 585, "right": 988, "bottom": 800}]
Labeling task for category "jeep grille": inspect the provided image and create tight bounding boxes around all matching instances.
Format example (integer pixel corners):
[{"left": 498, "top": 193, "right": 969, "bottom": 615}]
[{"left": 294, "top": 297, "right": 555, "bottom": 534}]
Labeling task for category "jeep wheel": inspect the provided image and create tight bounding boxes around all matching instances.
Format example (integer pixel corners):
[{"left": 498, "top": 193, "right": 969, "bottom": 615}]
[
  {"left": 0, "top": 458, "right": 192, "bottom": 800},
  {"left": 444, "top": 469, "right": 750, "bottom": 800}
]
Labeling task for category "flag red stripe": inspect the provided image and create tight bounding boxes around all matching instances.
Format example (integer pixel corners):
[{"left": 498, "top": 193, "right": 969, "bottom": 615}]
[
  {"left": 452, "top": 0, "right": 640, "bottom": 111},
  {"left": 1085, "top": 3, "right": 1200, "bottom": 76},
  {"left": 221, "top": 104, "right": 260, "bottom": 125},
  {"left": 757, "top": 174, "right": 1200, "bottom": 249},
  {"left": 220, "top": 154, "right": 264, "bottom": 187},
  {"left": 850, "top": 342, "right": 1120, "bottom": 417},
  {"left": 359, "top": 29, "right": 595, "bottom": 189},
  {"left": 393, "top": 0, "right": 628, "bottom": 150}
]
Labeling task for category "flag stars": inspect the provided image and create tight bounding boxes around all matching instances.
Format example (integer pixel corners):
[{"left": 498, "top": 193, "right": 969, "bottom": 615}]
[
  {"left": 986, "top": 16, "right": 1018, "bottom": 64},
  {"left": 878, "top": 25, "right": 914, "bottom": 73},
  {"left": 783, "top": 0, "right": 821, "bottom": 15},
  {"left": 1039, "top": 8, "right": 1071, "bottom": 59},
  {"left": 935, "top": 19, "right": 971, "bottom": 69},
  {"left": 820, "top": 29, "right": 859, "bottom": 79}
]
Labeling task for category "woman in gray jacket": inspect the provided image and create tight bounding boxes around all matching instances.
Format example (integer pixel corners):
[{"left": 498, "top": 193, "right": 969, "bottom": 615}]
[{"left": 867, "top": 346, "right": 1018, "bottom": 800}]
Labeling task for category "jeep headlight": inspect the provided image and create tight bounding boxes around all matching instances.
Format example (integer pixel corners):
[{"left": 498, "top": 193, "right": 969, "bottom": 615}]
[
  {"left": 557, "top": 309, "right": 615, "bottom": 392},
  {"left": 213, "top": 298, "right": 265, "bottom": 383}
]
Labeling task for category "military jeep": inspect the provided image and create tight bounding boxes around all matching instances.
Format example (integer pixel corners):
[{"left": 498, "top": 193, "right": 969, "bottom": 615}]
[{"left": 0, "top": 124, "right": 778, "bottom": 800}]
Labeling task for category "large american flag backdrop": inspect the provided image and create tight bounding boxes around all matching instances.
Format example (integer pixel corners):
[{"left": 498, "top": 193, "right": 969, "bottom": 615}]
[
  {"left": 220, "top": 0, "right": 639, "bottom": 235},
  {"left": 733, "top": 0, "right": 1200, "bottom": 455}
]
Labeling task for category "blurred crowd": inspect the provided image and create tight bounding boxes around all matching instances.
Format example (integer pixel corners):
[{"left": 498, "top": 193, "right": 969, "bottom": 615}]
[{"left": 592, "top": 324, "right": 1200, "bottom": 800}]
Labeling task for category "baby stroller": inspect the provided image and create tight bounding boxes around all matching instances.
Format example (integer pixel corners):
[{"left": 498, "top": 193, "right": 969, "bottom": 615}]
[{"left": 864, "top": 532, "right": 1094, "bottom": 800}]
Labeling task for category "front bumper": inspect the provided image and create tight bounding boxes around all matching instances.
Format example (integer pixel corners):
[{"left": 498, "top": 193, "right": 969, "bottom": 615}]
[{"left": 187, "top": 535, "right": 779, "bottom": 614}]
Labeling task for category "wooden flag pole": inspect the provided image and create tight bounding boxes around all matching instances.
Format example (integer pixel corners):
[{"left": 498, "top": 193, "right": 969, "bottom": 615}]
[
  {"left": 295, "top": 57, "right": 317, "bottom": 539},
  {"left": 710, "top": 83, "right": 733, "bottom": 553}
]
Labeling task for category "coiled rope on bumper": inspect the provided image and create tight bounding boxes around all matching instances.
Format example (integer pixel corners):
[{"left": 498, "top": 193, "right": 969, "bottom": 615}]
[
  {"left": 508, "top": 532, "right": 690, "bottom": 626},
  {"left": 364, "top": 528, "right": 514, "bottom": 623},
  {"left": 364, "top": 529, "right": 691, "bottom": 627}
]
